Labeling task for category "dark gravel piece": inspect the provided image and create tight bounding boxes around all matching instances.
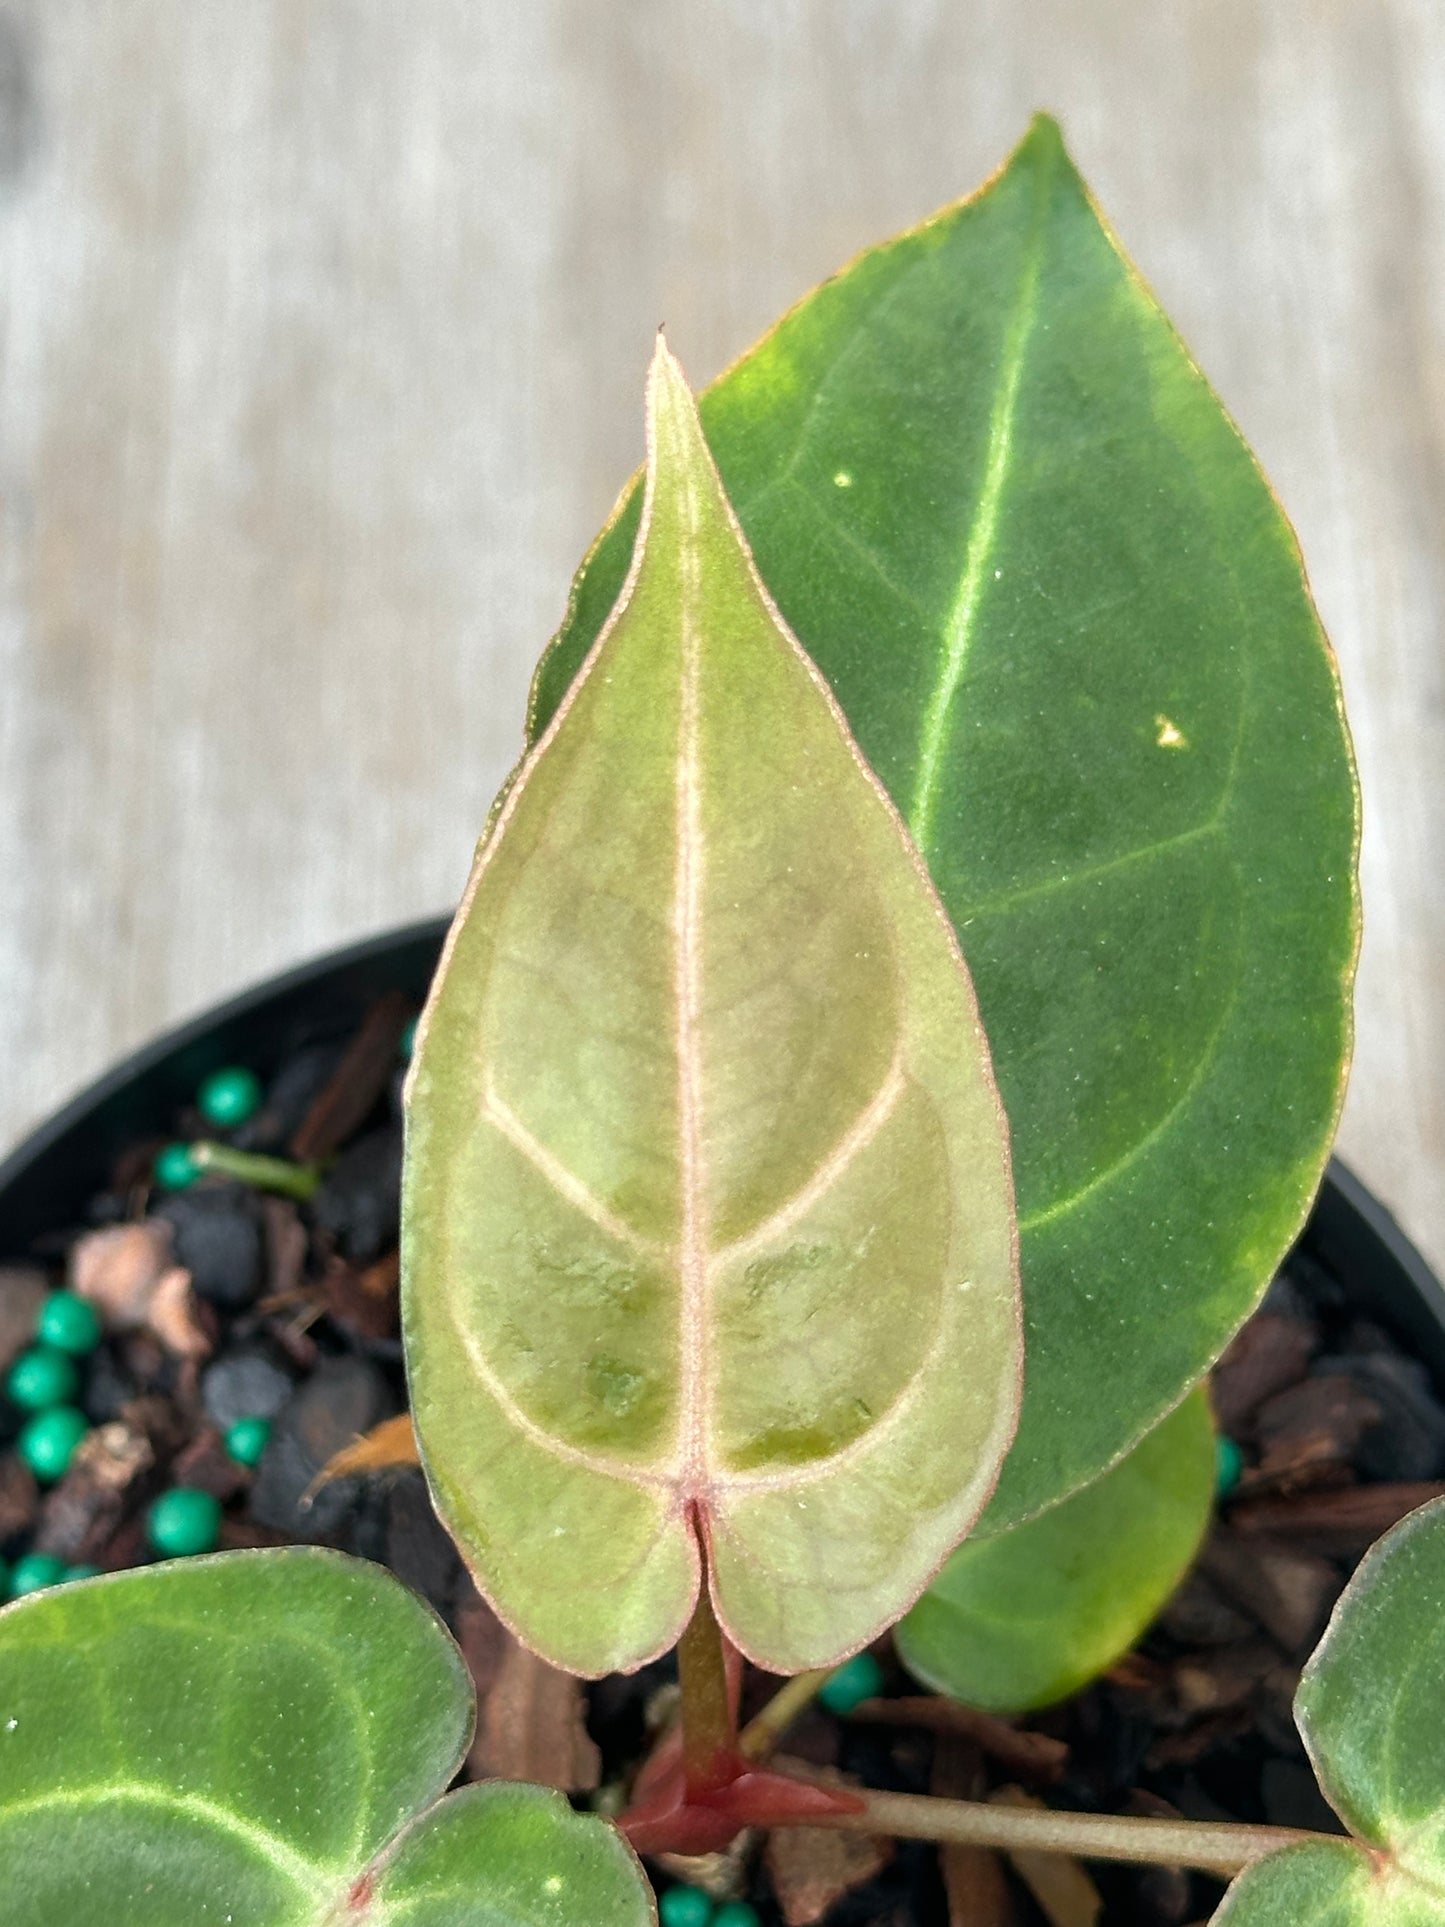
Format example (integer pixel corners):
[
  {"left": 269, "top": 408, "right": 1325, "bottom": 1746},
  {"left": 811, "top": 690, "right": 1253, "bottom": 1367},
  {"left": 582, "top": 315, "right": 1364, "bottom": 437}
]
[
  {"left": 1259, "top": 1269, "right": 1315, "bottom": 1321},
  {"left": 586, "top": 1654, "right": 678, "bottom": 1785},
  {"left": 1280, "top": 1249, "right": 1348, "bottom": 1315},
  {"left": 202, "top": 1347, "right": 296, "bottom": 1432},
  {"left": 250, "top": 1354, "right": 394, "bottom": 1539},
  {"left": 311, "top": 1123, "right": 403, "bottom": 1263},
  {"left": 1155, "top": 1572, "right": 1255, "bottom": 1649},
  {"left": 385, "top": 1468, "right": 461, "bottom": 1612},
  {"left": 341, "top": 1481, "right": 392, "bottom": 1565},
  {"left": 237, "top": 1041, "right": 346, "bottom": 1152},
  {"left": 155, "top": 1182, "right": 264, "bottom": 1309},
  {"left": 1314, "top": 1351, "right": 1445, "bottom": 1481},
  {"left": 82, "top": 1347, "right": 139, "bottom": 1423},
  {"left": 1059, "top": 1683, "right": 1153, "bottom": 1809}
]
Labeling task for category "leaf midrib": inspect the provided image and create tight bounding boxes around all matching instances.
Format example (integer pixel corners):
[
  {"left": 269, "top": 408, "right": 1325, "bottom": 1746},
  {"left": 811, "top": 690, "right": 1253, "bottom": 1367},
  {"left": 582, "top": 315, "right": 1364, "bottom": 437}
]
[
  {"left": 673, "top": 431, "right": 710, "bottom": 1506},
  {"left": 906, "top": 138, "right": 1055, "bottom": 858}
]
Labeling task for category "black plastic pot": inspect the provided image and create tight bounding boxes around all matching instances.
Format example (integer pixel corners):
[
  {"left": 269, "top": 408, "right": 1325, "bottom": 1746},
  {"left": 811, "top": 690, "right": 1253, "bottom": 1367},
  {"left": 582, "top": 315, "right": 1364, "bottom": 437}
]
[
  {"left": 2, "top": 918, "right": 1440, "bottom": 1378},
  {"left": 0, "top": 919, "right": 449, "bottom": 1255}
]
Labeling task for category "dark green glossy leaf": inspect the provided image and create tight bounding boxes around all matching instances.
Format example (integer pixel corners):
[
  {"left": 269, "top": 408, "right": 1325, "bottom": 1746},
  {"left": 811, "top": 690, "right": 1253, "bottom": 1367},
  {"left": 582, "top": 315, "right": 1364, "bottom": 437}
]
[
  {"left": 403, "top": 341, "right": 1019, "bottom": 1678},
  {"left": 1215, "top": 1497, "right": 1445, "bottom": 1925},
  {"left": 896, "top": 1387, "right": 1214, "bottom": 1712},
  {"left": 0, "top": 1548, "right": 654, "bottom": 1926},
  {"left": 529, "top": 116, "right": 1359, "bottom": 1532}
]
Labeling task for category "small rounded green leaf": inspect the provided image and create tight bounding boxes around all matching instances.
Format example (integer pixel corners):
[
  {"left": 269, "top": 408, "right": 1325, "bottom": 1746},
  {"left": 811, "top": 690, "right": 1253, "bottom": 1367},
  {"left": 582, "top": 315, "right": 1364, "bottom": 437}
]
[
  {"left": 1215, "top": 1497, "right": 1445, "bottom": 1925},
  {"left": 0, "top": 1548, "right": 654, "bottom": 1927},
  {"left": 1214, "top": 1840, "right": 1395, "bottom": 1927},
  {"left": 530, "top": 116, "right": 1359, "bottom": 1536},
  {"left": 1298, "top": 1498, "right": 1445, "bottom": 1897},
  {"left": 371, "top": 1782, "right": 657, "bottom": 1925},
  {"left": 403, "top": 339, "right": 1020, "bottom": 1678},
  {"left": 896, "top": 1387, "right": 1214, "bottom": 1712}
]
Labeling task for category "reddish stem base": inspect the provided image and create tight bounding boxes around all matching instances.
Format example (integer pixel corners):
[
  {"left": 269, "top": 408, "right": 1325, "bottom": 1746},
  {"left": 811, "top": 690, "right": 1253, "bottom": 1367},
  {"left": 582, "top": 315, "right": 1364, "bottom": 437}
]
[
  {"left": 621, "top": 1735, "right": 865, "bottom": 1855},
  {"left": 625, "top": 1569, "right": 864, "bottom": 1854}
]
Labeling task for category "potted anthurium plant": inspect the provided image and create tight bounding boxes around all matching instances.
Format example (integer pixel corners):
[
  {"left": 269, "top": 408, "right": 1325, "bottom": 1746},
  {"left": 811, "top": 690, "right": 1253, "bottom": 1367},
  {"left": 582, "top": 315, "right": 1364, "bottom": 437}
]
[{"left": 5, "top": 114, "right": 1436, "bottom": 1926}]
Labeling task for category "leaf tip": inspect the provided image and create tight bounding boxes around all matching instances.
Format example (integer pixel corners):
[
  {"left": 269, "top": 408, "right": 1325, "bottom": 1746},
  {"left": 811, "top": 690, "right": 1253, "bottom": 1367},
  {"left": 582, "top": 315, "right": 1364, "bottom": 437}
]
[
  {"left": 1007, "top": 110, "right": 1082, "bottom": 200},
  {"left": 644, "top": 330, "right": 723, "bottom": 535},
  {"left": 647, "top": 323, "right": 688, "bottom": 391},
  {"left": 1021, "top": 109, "right": 1068, "bottom": 159},
  {"left": 645, "top": 327, "right": 703, "bottom": 446}
]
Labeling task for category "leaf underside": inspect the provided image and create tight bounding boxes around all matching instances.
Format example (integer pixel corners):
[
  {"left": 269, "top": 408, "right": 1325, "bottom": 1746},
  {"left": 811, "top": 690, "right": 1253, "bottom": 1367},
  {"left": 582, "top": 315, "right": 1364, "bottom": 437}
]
[
  {"left": 0, "top": 1550, "right": 654, "bottom": 1926},
  {"left": 896, "top": 1385, "right": 1214, "bottom": 1713},
  {"left": 1215, "top": 1497, "right": 1445, "bottom": 1925},
  {"left": 529, "top": 115, "right": 1359, "bottom": 1533},
  {"left": 403, "top": 340, "right": 1020, "bottom": 1677}
]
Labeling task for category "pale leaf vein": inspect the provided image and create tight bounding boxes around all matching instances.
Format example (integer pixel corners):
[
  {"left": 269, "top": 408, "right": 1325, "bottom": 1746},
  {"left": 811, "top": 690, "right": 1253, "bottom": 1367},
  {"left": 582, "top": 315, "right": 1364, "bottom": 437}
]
[
  {"left": 451, "top": 1315, "right": 675, "bottom": 1494},
  {"left": 713, "top": 1050, "right": 907, "bottom": 1272},
  {"left": 481, "top": 1081, "right": 666, "bottom": 1260},
  {"left": 675, "top": 447, "right": 710, "bottom": 1495},
  {"left": 0, "top": 1783, "right": 330, "bottom": 1896},
  {"left": 907, "top": 157, "right": 1053, "bottom": 855}
]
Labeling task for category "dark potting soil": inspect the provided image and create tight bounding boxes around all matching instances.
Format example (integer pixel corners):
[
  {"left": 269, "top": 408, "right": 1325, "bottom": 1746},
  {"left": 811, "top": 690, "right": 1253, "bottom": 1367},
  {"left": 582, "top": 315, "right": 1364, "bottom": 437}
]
[{"left": 2, "top": 993, "right": 1442, "bottom": 1927}]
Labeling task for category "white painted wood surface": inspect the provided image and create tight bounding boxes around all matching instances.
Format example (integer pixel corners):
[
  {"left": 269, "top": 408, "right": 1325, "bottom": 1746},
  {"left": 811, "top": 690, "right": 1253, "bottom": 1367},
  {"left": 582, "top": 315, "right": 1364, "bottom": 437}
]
[{"left": 0, "top": 2, "right": 1440, "bottom": 1272}]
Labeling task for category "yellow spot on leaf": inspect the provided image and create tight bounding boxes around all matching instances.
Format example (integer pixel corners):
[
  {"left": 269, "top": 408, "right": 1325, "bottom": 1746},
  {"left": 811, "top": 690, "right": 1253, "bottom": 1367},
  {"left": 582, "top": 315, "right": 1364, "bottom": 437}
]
[
  {"left": 833, "top": 470, "right": 853, "bottom": 487},
  {"left": 1154, "top": 714, "right": 1187, "bottom": 749}
]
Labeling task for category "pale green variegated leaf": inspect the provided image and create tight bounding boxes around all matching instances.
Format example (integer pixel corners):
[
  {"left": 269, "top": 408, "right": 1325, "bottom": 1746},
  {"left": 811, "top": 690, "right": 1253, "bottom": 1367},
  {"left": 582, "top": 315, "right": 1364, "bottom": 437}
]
[
  {"left": 1214, "top": 1498, "right": 1445, "bottom": 1926},
  {"left": 896, "top": 1386, "right": 1214, "bottom": 1713},
  {"left": 530, "top": 116, "right": 1359, "bottom": 1533},
  {"left": 403, "top": 339, "right": 1019, "bottom": 1677},
  {"left": 0, "top": 1549, "right": 654, "bottom": 1927}
]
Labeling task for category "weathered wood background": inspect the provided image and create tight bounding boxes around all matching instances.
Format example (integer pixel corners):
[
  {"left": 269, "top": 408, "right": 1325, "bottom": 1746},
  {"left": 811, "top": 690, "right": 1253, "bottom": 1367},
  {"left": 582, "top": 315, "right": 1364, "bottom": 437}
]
[{"left": 0, "top": 3, "right": 1440, "bottom": 1271}]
